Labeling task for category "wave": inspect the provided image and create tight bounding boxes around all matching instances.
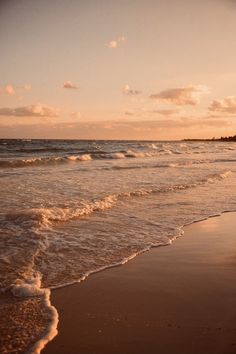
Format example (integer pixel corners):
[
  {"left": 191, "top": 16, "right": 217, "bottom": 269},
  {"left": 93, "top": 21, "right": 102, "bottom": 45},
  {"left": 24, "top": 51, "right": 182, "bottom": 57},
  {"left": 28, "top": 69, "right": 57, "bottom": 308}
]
[
  {"left": 23, "top": 207, "right": 235, "bottom": 353},
  {"left": 10, "top": 273, "right": 58, "bottom": 354},
  {"left": 108, "top": 152, "right": 126, "bottom": 159},
  {"left": 2, "top": 170, "right": 232, "bottom": 232},
  {"left": 158, "top": 148, "right": 173, "bottom": 155},
  {"left": 103, "top": 158, "right": 213, "bottom": 171},
  {"left": 109, "top": 149, "right": 165, "bottom": 159},
  {"left": 0, "top": 154, "right": 92, "bottom": 168},
  {"left": 0, "top": 150, "right": 156, "bottom": 168},
  {"left": 124, "top": 150, "right": 151, "bottom": 158},
  {"left": 2, "top": 146, "right": 215, "bottom": 168},
  {"left": 214, "top": 158, "right": 236, "bottom": 163},
  {"left": 206, "top": 170, "right": 231, "bottom": 183},
  {"left": 149, "top": 143, "right": 158, "bottom": 149},
  {"left": 67, "top": 154, "right": 92, "bottom": 161},
  {"left": 1, "top": 168, "right": 232, "bottom": 354}
]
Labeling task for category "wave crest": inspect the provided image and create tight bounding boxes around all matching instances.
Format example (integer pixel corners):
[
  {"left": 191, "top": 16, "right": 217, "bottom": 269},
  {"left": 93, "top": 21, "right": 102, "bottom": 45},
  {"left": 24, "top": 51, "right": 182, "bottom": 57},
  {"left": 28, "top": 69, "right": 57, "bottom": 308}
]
[
  {"left": 2, "top": 170, "right": 232, "bottom": 231},
  {"left": 0, "top": 154, "right": 92, "bottom": 168}
]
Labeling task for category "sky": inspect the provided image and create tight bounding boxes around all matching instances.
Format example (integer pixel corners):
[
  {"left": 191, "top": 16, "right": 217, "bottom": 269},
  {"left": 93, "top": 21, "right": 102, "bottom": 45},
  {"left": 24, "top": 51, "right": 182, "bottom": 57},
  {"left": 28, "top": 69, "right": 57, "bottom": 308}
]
[{"left": 1, "top": 0, "right": 236, "bottom": 140}]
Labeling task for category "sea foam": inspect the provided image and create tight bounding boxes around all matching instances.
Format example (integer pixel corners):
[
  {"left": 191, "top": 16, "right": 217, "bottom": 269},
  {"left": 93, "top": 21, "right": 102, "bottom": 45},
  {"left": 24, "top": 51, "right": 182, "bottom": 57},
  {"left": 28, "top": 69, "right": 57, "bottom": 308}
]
[
  {"left": 1, "top": 139, "right": 236, "bottom": 354},
  {"left": 6, "top": 272, "right": 58, "bottom": 354}
]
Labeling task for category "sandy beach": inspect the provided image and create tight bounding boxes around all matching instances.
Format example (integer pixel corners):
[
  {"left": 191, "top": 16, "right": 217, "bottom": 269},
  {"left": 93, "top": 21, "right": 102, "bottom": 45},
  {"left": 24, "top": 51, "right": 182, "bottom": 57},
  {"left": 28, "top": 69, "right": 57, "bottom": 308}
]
[
  {"left": 2, "top": 1, "right": 236, "bottom": 352},
  {"left": 43, "top": 212, "right": 236, "bottom": 354}
]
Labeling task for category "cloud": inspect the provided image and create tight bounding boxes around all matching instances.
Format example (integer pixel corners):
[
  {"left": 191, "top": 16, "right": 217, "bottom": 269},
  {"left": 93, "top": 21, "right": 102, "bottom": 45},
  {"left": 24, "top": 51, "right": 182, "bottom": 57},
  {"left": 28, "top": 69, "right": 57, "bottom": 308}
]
[
  {"left": 150, "top": 85, "right": 209, "bottom": 105},
  {"left": 107, "top": 36, "right": 126, "bottom": 49},
  {"left": 63, "top": 81, "right": 79, "bottom": 89},
  {"left": 0, "top": 103, "right": 59, "bottom": 117},
  {"left": 0, "top": 85, "right": 16, "bottom": 95},
  {"left": 125, "top": 110, "right": 134, "bottom": 116},
  {"left": 1, "top": 117, "right": 232, "bottom": 140},
  {"left": 23, "top": 84, "right": 32, "bottom": 91},
  {"left": 209, "top": 96, "right": 236, "bottom": 114},
  {"left": 101, "top": 117, "right": 232, "bottom": 131},
  {"left": 149, "top": 109, "right": 181, "bottom": 116},
  {"left": 0, "top": 84, "right": 32, "bottom": 95},
  {"left": 108, "top": 40, "right": 118, "bottom": 49},
  {"left": 71, "top": 111, "right": 81, "bottom": 119},
  {"left": 123, "top": 84, "right": 142, "bottom": 96}
]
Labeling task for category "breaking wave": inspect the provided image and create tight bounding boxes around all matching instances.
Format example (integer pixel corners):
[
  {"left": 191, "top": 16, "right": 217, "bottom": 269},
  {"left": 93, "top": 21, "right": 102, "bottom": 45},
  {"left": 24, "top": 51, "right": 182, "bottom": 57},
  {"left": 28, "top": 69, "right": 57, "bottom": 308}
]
[
  {"left": 0, "top": 164, "right": 233, "bottom": 354},
  {"left": 0, "top": 149, "right": 191, "bottom": 168},
  {"left": 0, "top": 154, "right": 92, "bottom": 168},
  {"left": 10, "top": 273, "right": 58, "bottom": 354},
  {"left": 2, "top": 170, "right": 232, "bottom": 232}
]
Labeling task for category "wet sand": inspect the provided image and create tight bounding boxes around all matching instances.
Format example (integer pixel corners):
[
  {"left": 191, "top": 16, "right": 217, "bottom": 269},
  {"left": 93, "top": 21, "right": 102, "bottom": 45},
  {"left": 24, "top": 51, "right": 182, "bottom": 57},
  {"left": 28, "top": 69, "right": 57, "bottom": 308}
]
[{"left": 43, "top": 212, "right": 236, "bottom": 354}]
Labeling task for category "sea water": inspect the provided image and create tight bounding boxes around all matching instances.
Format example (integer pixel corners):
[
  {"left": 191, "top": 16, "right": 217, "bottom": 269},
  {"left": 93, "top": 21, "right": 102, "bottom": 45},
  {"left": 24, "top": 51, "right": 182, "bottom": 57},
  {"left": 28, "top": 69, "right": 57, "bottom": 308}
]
[{"left": 1, "top": 139, "right": 236, "bottom": 353}]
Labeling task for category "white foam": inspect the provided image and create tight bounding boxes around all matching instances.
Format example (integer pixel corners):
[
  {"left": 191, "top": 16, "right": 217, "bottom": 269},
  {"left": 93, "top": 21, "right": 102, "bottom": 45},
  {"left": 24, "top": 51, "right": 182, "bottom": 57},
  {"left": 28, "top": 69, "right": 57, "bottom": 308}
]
[
  {"left": 67, "top": 155, "right": 78, "bottom": 161},
  {"left": 11, "top": 273, "right": 59, "bottom": 354},
  {"left": 219, "top": 170, "right": 232, "bottom": 178},
  {"left": 125, "top": 150, "right": 151, "bottom": 158},
  {"left": 4, "top": 169, "right": 232, "bottom": 234},
  {"left": 159, "top": 149, "right": 173, "bottom": 155},
  {"left": 109, "top": 152, "right": 126, "bottom": 159},
  {"left": 149, "top": 143, "right": 158, "bottom": 150},
  {"left": 0, "top": 154, "right": 92, "bottom": 168},
  {"left": 67, "top": 154, "right": 91, "bottom": 161},
  {"left": 76, "top": 154, "right": 92, "bottom": 161},
  {"left": 207, "top": 170, "right": 232, "bottom": 183},
  {"left": 43, "top": 195, "right": 117, "bottom": 222},
  {"left": 28, "top": 289, "right": 58, "bottom": 354},
  {"left": 11, "top": 275, "right": 47, "bottom": 297}
]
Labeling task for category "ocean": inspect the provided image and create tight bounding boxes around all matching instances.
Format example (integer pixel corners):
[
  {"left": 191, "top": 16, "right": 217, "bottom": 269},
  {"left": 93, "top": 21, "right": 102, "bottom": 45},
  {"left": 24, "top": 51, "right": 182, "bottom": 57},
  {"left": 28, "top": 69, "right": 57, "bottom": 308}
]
[{"left": 1, "top": 139, "right": 236, "bottom": 354}]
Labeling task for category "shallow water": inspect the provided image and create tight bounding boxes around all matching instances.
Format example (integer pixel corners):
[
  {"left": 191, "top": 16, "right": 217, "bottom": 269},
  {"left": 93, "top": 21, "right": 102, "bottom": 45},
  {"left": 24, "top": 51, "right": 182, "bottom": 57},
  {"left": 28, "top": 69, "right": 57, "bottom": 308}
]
[{"left": 1, "top": 139, "right": 236, "bottom": 353}]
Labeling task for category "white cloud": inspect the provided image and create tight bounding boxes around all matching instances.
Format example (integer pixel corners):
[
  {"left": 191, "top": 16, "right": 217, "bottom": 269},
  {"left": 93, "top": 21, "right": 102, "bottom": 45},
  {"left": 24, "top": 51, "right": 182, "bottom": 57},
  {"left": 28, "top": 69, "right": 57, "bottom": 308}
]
[
  {"left": 0, "top": 103, "right": 59, "bottom": 117},
  {"left": 63, "top": 81, "right": 79, "bottom": 89},
  {"left": 99, "top": 117, "right": 231, "bottom": 130},
  {"left": 108, "top": 40, "right": 118, "bottom": 49},
  {"left": 123, "top": 84, "right": 142, "bottom": 96},
  {"left": 5, "top": 85, "right": 15, "bottom": 95},
  {"left": 150, "top": 85, "right": 209, "bottom": 105},
  {"left": 0, "top": 85, "right": 16, "bottom": 95},
  {"left": 1, "top": 117, "right": 232, "bottom": 140},
  {"left": 23, "top": 84, "right": 32, "bottom": 91},
  {"left": 0, "top": 84, "right": 32, "bottom": 95},
  {"left": 107, "top": 36, "right": 126, "bottom": 49},
  {"left": 149, "top": 109, "right": 181, "bottom": 116},
  {"left": 209, "top": 96, "right": 236, "bottom": 114},
  {"left": 71, "top": 111, "right": 81, "bottom": 119}
]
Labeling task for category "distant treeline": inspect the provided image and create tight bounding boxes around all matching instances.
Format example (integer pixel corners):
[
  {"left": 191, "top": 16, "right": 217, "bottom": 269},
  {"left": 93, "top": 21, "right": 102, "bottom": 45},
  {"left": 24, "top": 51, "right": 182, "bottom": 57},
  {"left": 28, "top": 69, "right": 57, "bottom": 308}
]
[
  {"left": 183, "top": 134, "right": 236, "bottom": 142},
  {"left": 217, "top": 134, "right": 236, "bottom": 141}
]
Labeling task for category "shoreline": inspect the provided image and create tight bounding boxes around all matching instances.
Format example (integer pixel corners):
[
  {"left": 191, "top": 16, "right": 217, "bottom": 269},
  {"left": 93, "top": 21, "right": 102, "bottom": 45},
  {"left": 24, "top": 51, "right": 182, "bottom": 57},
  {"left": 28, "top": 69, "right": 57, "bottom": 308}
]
[{"left": 43, "top": 212, "right": 236, "bottom": 354}]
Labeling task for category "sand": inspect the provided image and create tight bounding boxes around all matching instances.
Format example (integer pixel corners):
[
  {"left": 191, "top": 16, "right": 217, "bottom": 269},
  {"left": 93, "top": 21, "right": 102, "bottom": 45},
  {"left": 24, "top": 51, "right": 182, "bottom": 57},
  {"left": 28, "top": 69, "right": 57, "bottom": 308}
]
[{"left": 43, "top": 212, "right": 236, "bottom": 354}]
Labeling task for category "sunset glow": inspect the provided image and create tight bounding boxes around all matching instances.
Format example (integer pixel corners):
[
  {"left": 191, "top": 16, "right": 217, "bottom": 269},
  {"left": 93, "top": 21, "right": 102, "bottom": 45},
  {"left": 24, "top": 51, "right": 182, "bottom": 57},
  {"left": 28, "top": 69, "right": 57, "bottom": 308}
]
[{"left": 1, "top": 0, "right": 236, "bottom": 139}]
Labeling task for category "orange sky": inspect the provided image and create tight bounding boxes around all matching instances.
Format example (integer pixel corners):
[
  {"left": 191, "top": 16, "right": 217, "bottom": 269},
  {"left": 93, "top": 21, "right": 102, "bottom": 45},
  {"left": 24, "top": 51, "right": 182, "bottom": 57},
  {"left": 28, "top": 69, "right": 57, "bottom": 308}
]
[{"left": 1, "top": 0, "right": 236, "bottom": 139}]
